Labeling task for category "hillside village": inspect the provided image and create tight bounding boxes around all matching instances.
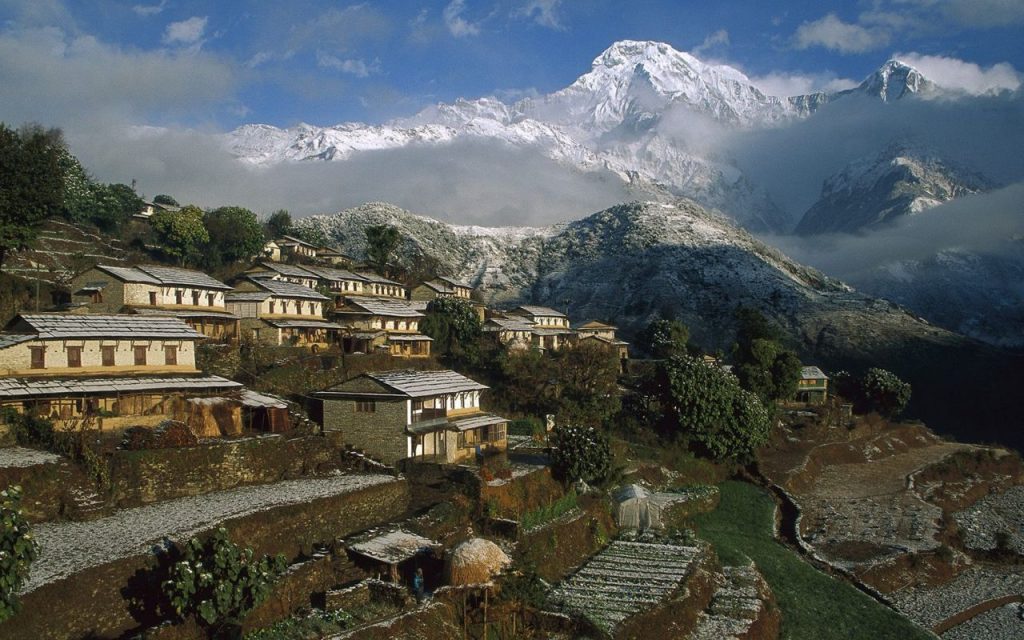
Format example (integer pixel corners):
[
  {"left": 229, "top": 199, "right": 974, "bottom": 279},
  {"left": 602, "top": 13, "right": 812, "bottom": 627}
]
[{"left": 0, "top": 199, "right": 1022, "bottom": 640}]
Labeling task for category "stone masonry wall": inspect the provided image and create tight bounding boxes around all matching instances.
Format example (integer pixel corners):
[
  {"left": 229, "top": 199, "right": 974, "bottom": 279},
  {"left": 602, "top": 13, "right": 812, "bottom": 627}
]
[
  {"left": 0, "top": 478, "right": 409, "bottom": 640},
  {"left": 323, "top": 398, "right": 408, "bottom": 464}
]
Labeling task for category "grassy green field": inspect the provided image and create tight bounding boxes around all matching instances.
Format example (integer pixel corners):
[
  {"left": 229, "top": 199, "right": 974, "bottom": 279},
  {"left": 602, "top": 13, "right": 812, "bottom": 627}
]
[{"left": 692, "top": 481, "right": 934, "bottom": 640}]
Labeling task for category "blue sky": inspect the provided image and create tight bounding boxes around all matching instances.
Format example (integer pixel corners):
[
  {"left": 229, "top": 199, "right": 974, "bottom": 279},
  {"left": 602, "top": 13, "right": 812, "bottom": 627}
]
[{"left": 1, "top": 0, "right": 1022, "bottom": 131}]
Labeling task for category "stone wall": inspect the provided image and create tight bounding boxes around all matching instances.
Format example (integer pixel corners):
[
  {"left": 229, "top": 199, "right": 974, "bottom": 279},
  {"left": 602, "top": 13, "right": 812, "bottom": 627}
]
[
  {"left": 322, "top": 397, "right": 409, "bottom": 464},
  {"left": 108, "top": 434, "right": 360, "bottom": 509},
  {"left": 0, "top": 478, "right": 409, "bottom": 640},
  {"left": 480, "top": 467, "right": 565, "bottom": 520},
  {"left": 519, "top": 497, "right": 617, "bottom": 583}
]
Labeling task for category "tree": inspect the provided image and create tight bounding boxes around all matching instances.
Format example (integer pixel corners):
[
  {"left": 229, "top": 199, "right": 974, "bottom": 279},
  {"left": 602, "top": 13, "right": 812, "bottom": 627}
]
[
  {"left": 0, "top": 124, "right": 65, "bottom": 271},
  {"left": 153, "top": 194, "right": 179, "bottom": 207},
  {"left": 204, "top": 206, "right": 266, "bottom": 268},
  {"left": 552, "top": 341, "right": 622, "bottom": 427},
  {"left": 365, "top": 224, "right": 400, "bottom": 273},
  {"left": 661, "top": 355, "right": 772, "bottom": 461},
  {"left": 0, "top": 486, "right": 38, "bottom": 621},
  {"left": 732, "top": 308, "right": 802, "bottom": 403},
  {"left": 264, "top": 209, "right": 292, "bottom": 239},
  {"left": 86, "top": 183, "right": 142, "bottom": 233},
  {"left": 420, "top": 297, "right": 482, "bottom": 359},
  {"left": 548, "top": 424, "right": 612, "bottom": 484},
  {"left": 163, "top": 528, "right": 286, "bottom": 633},
  {"left": 638, "top": 318, "right": 690, "bottom": 359},
  {"left": 861, "top": 368, "right": 912, "bottom": 417},
  {"left": 151, "top": 205, "right": 209, "bottom": 266}
]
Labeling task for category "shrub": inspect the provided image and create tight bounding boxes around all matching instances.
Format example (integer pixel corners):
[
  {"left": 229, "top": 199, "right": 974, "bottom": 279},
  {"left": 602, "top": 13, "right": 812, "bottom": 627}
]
[
  {"left": 549, "top": 425, "right": 611, "bottom": 484},
  {"left": 2, "top": 408, "right": 55, "bottom": 450},
  {"left": 0, "top": 486, "right": 38, "bottom": 621},
  {"left": 163, "top": 528, "right": 287, "bottom": 632},
  {"left": 861, "top": 368, "right": 912, "bottom": 417}
]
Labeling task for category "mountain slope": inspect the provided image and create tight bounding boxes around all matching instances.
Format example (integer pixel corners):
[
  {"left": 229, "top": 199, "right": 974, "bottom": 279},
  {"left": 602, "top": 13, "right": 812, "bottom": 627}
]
[{"left": 795, "top": 144, "right": 993, "bottom": 235}]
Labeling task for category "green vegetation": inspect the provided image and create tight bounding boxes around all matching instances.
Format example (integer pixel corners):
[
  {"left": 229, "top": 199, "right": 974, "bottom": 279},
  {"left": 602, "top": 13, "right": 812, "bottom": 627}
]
[
  {"left": 203, "top": 206, "right": 266, "bottom": 269},
  {"left": 0, "top": 486, "right": 38, "bottom": 621},
  {"left": 693, "top": 481, "right": 932, "bottom": 640},
  {"left": 732, "top": 308, "right": 802, "bottom": 403},
  {"left": 661, "top": 355, "right": 771, "bottom": 461},
  {"left": 520, "top": 490, "right": 579, "bottom": 530},
  {"left": 263, "top": 209, "right": 292, "bottom": 239},
  {"left": 163, "top": 527, "right": 287, "bottom": 633},
  {"left": 0, "top": 123, "right": 65, "bottom": 271},
  {"left": 365, "top": 224, "right": 400, "bottom": 273},
  {"left": 861, "top": 368, "right": 912, "bottom": 417},
  {"left": 549, "top": 425, "right": 611, "bottom": 484},
  {"left": 152, "top": 194, "right": 179, "bottom": 206},
  {"left": 245, "top": 608, "right": 355, "bottom": 640},
  {"left": 151, "top": 205, "right": 209, "bottom": 266},
  {"left": 420, "top": 296, "right": 482, "bottom": 364},
  {"left": 637, "top": 317, "right": 691, "bottom": 359}
]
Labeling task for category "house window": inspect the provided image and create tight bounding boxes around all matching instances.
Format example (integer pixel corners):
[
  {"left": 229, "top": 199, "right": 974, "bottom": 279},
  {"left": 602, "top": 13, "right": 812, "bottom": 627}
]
[
  {"left": 165, "top": 346, "right": 177, "bottom": 366},
  {"left": 269, "top": 301, "right": 276, "bottom": 314},
  {"left": 30, "top": 346, "right": 45, "bottom": 369},
  {"left": 207, "top": 293, "right": 215, "bottom": 306},
  {"left": 102, "top": 346, "right": 116, "bottom": 366},
  {"left": 66, "top": 346, "right": 82, "bottom": 368},
  {"left": 355, "top": 401, "right": 376, "bottom": 413},
  {"left": 149, "top": 291, "right": 158, "bottom": 305},
  {"left": 90, "top": 291, "right": 103, "bottom": 303},
  {"left": 192, "top": 291, "right": 200, "bottom": 306},
  {"left": 134, "top": 346, "right": 147, "bottom": 366},
  {"left": 175, "top": 290, "right": 183, "bottom": 304}
]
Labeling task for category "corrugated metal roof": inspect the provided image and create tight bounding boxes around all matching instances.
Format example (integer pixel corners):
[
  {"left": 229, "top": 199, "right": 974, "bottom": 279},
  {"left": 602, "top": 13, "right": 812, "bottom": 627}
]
[
  {"left": 96, "top": 265, "right": 160, "bottom": 284},
  {"left": 449, "top": 413, "right": 508, "bottom": 432},
  {"left": 136, "top": 265, "right": 232, "bottom": 290},
  {"left": 13, "top": 314, "right": 204, "bottom": 340},
  {"left": 248, "top": 278, "right": 328, "bottom": 300},
  {"left": 341, "top": 297, "right": 423, "bottom": 318},
  {"left": 0, "top": 375, "right": 241, "bottom": 398},
  {"left": 514, "top": 305, "right": 567, "bottom": 318},
  {"left": 367, "top": 369, "right": 488, "bottom": 398},
  {"left": 801, "top": 366, "right": 828, "bottom": 380}
]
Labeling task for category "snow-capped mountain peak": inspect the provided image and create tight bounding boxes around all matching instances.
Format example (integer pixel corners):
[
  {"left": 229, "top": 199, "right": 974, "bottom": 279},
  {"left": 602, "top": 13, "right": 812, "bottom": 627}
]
[{"left": 855, "top": 59, "right": 934, "bottom": 102}]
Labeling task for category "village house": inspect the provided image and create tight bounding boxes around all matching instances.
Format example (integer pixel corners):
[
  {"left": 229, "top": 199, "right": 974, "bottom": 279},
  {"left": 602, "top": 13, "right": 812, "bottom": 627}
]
[
  {"left": 359, "top": 272, "right": 407, "bottom": 299},
  {"left": 68, "top": 264, "right": 239, "bottom": 342},
  {"left": 506, "top": 306, "right": 574, "bottom": 351},
  {"left": 333, "top": 297, "right": 431, "bottom": 357},
  {"left": 573, "top": 320, "right": 630, "bottom": 365},
  {"left": 226, "top": 277, "right": 337, "bottom": 349},
  {"left": 133, "top": 199, "right": 180, "bottom": 220},
  {"left": 482, "top": 317, "right": 535, "bottom": 350},
  {"left": 315, "top": 369, "right": 508, "bottom": 465},
  {"left": 0, "top": 314, "right": 242, "bottom": 432},
  {"left": 315, "top": 246, "right": 355, "bottom": 266},
  {"left": 244, "top": 262, "right": 322, "bottom": 290},
  {"left": 301, "top": 266, "right": 369, "bottom": 300},
  {"left": 274, "top": 235, "right": 320, "bottom": 261},
  {"left": 409, "top": 276, "right": 473, "bottom": 302},
  {"left": 796, "top": 366, "right": 829, "bottom": 404}
]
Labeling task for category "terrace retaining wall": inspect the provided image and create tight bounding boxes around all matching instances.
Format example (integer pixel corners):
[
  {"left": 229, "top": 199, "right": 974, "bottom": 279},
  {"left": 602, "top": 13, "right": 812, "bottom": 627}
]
[{"left": 0, "top": 477, "right": 408, "bottom": 640}]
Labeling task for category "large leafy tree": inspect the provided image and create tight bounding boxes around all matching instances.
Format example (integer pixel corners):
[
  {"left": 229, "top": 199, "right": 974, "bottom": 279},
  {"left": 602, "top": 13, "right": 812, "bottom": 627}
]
[
  {"left": 732, "top": 308, "right": 802, "bottom": 403},
  {"left": 365, "top": 224, "right": 400, "bottom": 273},
  {"left": 87, "top": 183, "right": 143, "bottom": 233},
  {"left": 0, "top": 124, "right": 65, "bottom": 271},
  {"left": 0, "top": 485, "right": 38, "bottom": 621},
  {"left": 152, "top": 194, "right": 179, "bottom": 207},
  {"left": 638, "top": 317, "right": 691, "bottom": 359},
  {"left": 861, "top": 368, "right": 912, "bottom": 417},
  {"left": 264, "top": 209, "right": 292, "bottom": 239},
  {"left": 421, "top": 297, "right": 482, "bottom": 359},
  {"left": 552, "top": 341, "right": 622, "bottom": 427},
  {"left": 661, "top": 354, "right": 772, "bottom": 461},
  {"left": 204, "top": 206, "right": 265, "bottom": 268},
  {"left": 151, "top": 205, "right": 209, "bottom": 266},
  {"left": 548, "top": 424, "right": 612, "bottom": 484}
]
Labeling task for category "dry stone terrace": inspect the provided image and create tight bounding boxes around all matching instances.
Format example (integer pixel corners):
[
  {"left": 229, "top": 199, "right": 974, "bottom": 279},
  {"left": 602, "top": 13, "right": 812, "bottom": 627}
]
[
  {"left": 547, "top": 539, "right": 708, "bottom": 633},
  {"left": 23, "top": 473, "right": 395, "bottom": 592}
]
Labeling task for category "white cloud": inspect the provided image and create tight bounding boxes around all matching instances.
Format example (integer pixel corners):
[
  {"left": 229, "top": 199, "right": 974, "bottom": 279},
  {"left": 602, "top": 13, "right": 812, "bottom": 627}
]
[
  {"left": 132, "top": 1, "right": 166, "bottom": 17},
  {"left": 749, "top": 71, "right": 858, "bottom": 97},
  {"left": 693, "top": 29, "right": 729, "bottom": 57},
  {"left": 895, "top": 52, "right": 1021, "bottom": 94},
  {"left": 162, "top": 16, "right": 207, "bottom": 46},
  {"left": 443, "top": 0, "right": 480, "bottom": 37},
  {"left": 316, "top": 52, "right": 379, "bottom": 78},
  {"left": 513, "top": 0, "right": 564, "bottom": 30},
  {"left": 793, "top": 13, "right": 890, "bottom": 54}
]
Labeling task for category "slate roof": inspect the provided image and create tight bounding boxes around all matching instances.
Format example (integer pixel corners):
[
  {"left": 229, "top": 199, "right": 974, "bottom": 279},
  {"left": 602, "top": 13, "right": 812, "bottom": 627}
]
[
  {"left": 95, "top": 265, "right": 160, "bottom": 284},
  {"left": 513, "top": 305, "right": 567, "bottom": 318},
  {"left": 238, "top": 389, "right": 288, "bottom": 409},
  {"left": 339, "top": 297, "right": 423, "bottom": 318},
  {"left": 0, "top": 335, "right": 34, "bottom": 350},
  {"left": 419, "top": 281, "right": 454, "bottom": 294},
  {"left": 248, "top": 278, "right": 328, "bottom": 300},
  {"left": 302, "top": 265, "right": 367, "bottom": 283},
  {"left": 357, "top": 272, "right": 403, "bottom": 286},
  {"left": 576, "top": 320, "right": 617, "bottom": 330},
  {"left": 9, "top": 314, "right": 204, "bottom": 340},
  {"left": 348, "top": 530, "right": 437, "bottom": 564},
  {"left": 264, "top": 319, "right": 341, "bottom": 330},
  {"left": 483, "top": 318, "right": 535, "bottom": 331},
  {"left": 434, "top": 275, "right": 473, "bottom": 289},
  {"left": 449, "top": 413, "right": 508, "bottom": 432},
  {"left": 225, "top": 292, "right": 271, "bottom": 302},
  {"left": 131, "top": 307, "right": 239, "bottom": 320},
  {"left": 0, "top": 375, "right": 241, "bottom": 399},
  {"left": 278, "top": 234, "right": 317, "bottom": 248},
  {"left": 801, "top": 366, "right": 829, "bottom": 380},
  {"left": 386, "top": 334, "right": 433, "bottom": 342},
  {"left": 367, "top": 370, "right": 487, "bottom": 397},
  {"left": 251, "top": 262, "right": 318, "bottom": 279},
  {"left": 135, "top": 265, "right": 232, "bottom": 290}
]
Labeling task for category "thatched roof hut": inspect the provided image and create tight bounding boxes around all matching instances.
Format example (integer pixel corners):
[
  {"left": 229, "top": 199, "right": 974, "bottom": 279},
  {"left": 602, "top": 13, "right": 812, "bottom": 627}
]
[{"left": 444, "top": 538, "right": 510, "bottom": 586}]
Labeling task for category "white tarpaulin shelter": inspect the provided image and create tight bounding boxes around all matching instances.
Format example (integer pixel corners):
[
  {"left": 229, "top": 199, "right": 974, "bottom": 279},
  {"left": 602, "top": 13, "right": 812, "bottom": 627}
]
[{"left": 614, "top": 484, "right": 687, "bottom": 532}]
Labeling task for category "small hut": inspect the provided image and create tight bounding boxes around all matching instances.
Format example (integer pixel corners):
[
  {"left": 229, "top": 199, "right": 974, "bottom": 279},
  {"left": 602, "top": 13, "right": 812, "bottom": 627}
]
[
  {"left": 347, "top": 529, "right": 440, "bottom": 585},
  {"left": 445, "top": 538, "right": 510, "bottom": 586},
  {"left": 613, "top": 484, "right": 689, "bottom": 532}
]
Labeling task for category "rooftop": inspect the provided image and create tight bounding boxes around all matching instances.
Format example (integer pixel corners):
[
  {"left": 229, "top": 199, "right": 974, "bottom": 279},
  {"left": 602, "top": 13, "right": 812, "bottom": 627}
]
[
  {"left": 434, "top": 275, "right": 473, "bottom": 289},
  {"left": 348, "top": 529, "right": 438, "bottom": 565},
  {"left": 7, "top": 314, "right": 204, "bottom": 340},
  {"left": 251, "top": 262, "right": 318, "bottom": 279},
  {"left": 357, "top": 272, "right": 403, "bottom": 286},
  {"left": 302, "top": 265, "right": 367, "bottom": 283},
  {"left": 513, "top": 305, "right": 567, "bottom": 318},
  {"left": 321, "top": 369, "right": 488, "bottom": 399},
  {"left": 136, "top": 265, "right": 233, "bottom": 290},
  {"left": 0, "top": 374, "right": 241, "bottom": 399},
  {"left": 801, "top": 366, "right": 829, "bottom": 380},
  {"left": 576, "top": 320, "right": 617, "bottom": 330},
  {"left": 339, "top": 297, "right": 424, "bottom": 318},
  {"left": 247, "top": 277, "right": 328, "bottom": 300}
]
